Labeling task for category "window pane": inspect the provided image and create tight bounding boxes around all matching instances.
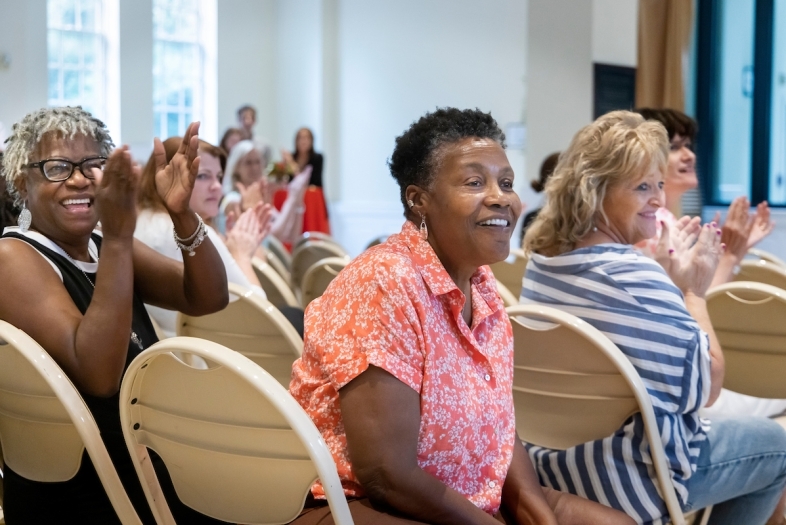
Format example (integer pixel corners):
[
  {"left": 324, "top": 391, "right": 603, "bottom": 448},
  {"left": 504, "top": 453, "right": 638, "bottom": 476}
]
[
  {"left": 62, "top": 32, "right": 81, "bottom": 65},
  {"left": 63, "top": 69, "right": 80, "bottom": 100},
  {"left": 167, "top": 112, "right": 179, "bottom": 138},
  {"left": 153, "top": 0, "right": 207, "bottom": 139},
  {"left": 48, "top": 68, "right": 61, "bottom": 100},
  {"left": 770, "top": 1, "right": 786, "bottom": 204},
  {"left": 47, "top": 0, "right": 113, "bottom": 128},
  {"left": 714, "top": 0, "right": 755, "bottom": 203}
]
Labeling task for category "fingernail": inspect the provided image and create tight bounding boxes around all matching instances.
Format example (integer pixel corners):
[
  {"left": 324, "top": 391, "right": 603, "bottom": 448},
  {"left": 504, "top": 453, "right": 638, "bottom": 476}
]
[
  {"left": 660, "top": 220, "right": 665, "bottom": 226},
  {"left": 711, "top": 222, "right": 717, "bottom": 227},
  {"left": 669, "top": 249, "right": 674, "bottom": 254},
  {"left": 716, "top": 229, "right": 722, "bottom": 235}
]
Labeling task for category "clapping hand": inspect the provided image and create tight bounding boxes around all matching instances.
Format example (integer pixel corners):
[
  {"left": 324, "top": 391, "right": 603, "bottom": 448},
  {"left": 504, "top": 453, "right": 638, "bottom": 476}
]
[
  {"left": 748, "top": 201, "right": 775, "bottom": 249},
  {"left": 225, "top": 203, "right": 274, "bottom": 261},
  {"left": 236, "top": 178, "right": 268, "bottom": 212},
  {"left": 656, "top": 219, "right": 724, "bottom": 298},
  {"left": 94, "top": 145, "right": 141, "bottom": 239},
  {"left": 154, "top": 122, "right": 200, "bottom": 216}
]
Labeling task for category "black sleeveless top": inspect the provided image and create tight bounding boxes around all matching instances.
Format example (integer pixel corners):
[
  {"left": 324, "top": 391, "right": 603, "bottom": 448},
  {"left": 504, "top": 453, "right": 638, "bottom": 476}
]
[
  {"left": 1, "top": 231, "right": 226, "bottom": 525},
  {"left": 1, "top": 231, "right": 160, "bottom": 524}
]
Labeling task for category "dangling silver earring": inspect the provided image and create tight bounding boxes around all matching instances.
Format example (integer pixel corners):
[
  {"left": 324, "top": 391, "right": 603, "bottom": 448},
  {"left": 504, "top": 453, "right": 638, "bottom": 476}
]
[
  {"left": 419, "top": 213, "right": 428, "bottom": 240},
  {"left": 18, "top": 201, "right": 32, "bottom": 233}
]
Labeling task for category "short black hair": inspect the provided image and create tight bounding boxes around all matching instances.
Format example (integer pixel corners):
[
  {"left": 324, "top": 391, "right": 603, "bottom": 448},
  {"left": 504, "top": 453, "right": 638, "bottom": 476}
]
[
  {"left": 635, "top": 108, "right": 697, "bottom": 142},
  {"left": 388, "top": 107, "right": 505, "bottom": 213}
]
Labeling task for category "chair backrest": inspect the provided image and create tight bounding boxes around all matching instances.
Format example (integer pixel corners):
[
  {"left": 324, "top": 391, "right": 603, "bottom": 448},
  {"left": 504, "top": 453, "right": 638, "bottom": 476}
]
[
  {"left": 294, "top": 231, "right": 342, "bottom": 251},
  {"left": 707, "top": 281, "right": 786, "bottom": 398},
  {"left": 0, "top": 321, "right": 142, "bottom": 525},
  {"left": 489, "top": 248, "right": 528, "bottom": 299},
  {"left": 495, "top": 280, "right": 518, "bottom": 308},
  {"left": 266, "top": 249, "right": 292, "bottom": 285},
  {"left": 253, "top": 257, "right": 299, "bottom": 308},
  {"left": 301, "top": 257, "right": 348, "bottom": 308},
  {"left": 119, "top": 337, "right": 354, "bottom": 525},
  {"left": 176, "top": 283, "right": 303, "bottom": 387},
  {"left": 733, "top": 259, "right": 786, "bottom": 290},
  {"left": 505, "top": 305, "right": 685, "bottom": 525},
  {"left": 364, "top": 235, "right": 388, "bottom": 251},
  {"left": 746, "top": 248, "right": 786, "bottom": 267},
  {"left": 266, "top": 236, "right": 292, "bottom": 271},
  {"left": 291, "top": 241, "right": 350, "bottom": 292}
]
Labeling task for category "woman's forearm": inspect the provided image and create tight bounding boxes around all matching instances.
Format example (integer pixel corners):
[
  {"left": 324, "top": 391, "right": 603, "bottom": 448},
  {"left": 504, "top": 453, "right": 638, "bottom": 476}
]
[
  {"left": 501, "top": 439, "right": 559, "bottom": 525},
  {"left": 684, "top": 292, "right": 724, "bottom": 406},
  {"left": 171, "top": 211, "right": 229, "bottom": 314},
  {"left": 358, "top": 463, "right": 502, "bottom": 525},
  {"left": 74, "top": 236, "right": 136, "bottom": 396},
  {"left": 710, "top": 253, "right": 739, "bottom": 289}
]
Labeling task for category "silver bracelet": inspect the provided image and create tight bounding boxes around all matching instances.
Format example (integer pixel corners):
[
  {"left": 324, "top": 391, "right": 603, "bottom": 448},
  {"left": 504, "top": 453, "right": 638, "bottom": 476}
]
[{"left": 174, "top": 213, "right": 207, "bottom": 256}]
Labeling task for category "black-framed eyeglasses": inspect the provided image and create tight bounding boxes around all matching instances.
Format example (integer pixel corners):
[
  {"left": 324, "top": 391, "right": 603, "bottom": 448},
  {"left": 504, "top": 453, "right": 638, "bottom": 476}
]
[{"left": 24, "top": 157, "right": 107, "bottom": 182}]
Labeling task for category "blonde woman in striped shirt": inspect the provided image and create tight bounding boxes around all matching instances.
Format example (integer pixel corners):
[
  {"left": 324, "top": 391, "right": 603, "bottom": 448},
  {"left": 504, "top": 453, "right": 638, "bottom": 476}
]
[{"left": 521, "top": 111, "right": 786, "bottom": 525}]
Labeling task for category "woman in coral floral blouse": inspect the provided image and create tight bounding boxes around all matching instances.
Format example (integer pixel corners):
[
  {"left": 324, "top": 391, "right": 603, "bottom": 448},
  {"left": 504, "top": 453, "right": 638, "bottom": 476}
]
[{"left": 289, "top": 108, "right": 633, "bottom": 525}]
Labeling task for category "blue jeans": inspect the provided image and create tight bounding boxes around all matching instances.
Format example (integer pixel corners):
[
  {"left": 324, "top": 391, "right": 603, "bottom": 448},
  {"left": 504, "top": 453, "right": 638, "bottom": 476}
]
[{"left": 684, "top": 417, "right": 786, "bottom": 525}]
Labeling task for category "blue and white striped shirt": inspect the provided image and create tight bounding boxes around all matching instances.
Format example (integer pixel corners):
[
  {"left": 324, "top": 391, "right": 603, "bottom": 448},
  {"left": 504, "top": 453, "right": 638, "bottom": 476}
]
[{"left": 520, "top": 244, "right": 711, "bottom": 525}]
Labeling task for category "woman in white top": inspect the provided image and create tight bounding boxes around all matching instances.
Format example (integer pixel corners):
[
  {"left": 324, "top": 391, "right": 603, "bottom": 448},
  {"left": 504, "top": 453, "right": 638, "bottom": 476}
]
[{"left": 134, "top": 137, "right": 273, "bottom": 337}]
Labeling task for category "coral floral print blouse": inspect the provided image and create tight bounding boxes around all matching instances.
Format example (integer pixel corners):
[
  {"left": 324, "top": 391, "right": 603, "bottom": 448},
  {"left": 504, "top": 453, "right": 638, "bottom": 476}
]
[{"left": 290, "top": 220, "right": 517, "bottom": 514}]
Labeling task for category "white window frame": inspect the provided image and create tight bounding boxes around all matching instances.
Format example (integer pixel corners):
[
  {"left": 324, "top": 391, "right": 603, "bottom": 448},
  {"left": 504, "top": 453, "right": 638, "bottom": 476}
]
[
  {"left": 47, "top": 0, "right": 120, "bottom": 140},
  {"left": 152, "top": 0, "right": 217, "bottom": 144}
]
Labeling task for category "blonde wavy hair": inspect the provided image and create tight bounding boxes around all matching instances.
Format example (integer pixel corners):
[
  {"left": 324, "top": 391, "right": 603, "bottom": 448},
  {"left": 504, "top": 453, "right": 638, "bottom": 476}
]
[{"left": 523, "top": 110, "right": 668, "bottom": 256}]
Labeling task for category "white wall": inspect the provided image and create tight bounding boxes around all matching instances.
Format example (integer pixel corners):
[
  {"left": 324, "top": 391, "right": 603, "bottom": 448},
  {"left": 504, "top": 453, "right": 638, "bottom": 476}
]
[
  {"left": 0, "top": 0, "right": 48, "bottom": 141},
  {"left": 120, "top": 0, "right": 154, "bottom": 156},
  {"left": 592, "top": 0, "right": 638, "bottom": 67},
  {"left": 330, "top": 0, "right": 529, "bottom": 255},
  {"left": 274, "top": 0, "right": 324, "bottom": 155},
  {"left": 526, "top": 0, "right": 593, "bottom": 217},
  {"left": 216, "top": 0, "right": 278, "bottom": 150}
]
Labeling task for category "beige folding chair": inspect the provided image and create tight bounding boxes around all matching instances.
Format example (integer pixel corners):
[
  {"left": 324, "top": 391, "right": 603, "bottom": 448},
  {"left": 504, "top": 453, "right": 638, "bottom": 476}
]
[
  {"left": 733, "top": 259, "right": 786, "bottom": 291},
  {"left": 490, "top": 248, "right": 528, "bottom": 299},
  {"left": 291, "top": 240, "right": 350, "bottom": 293},
  {"left": 364, "top": 235, "right": 388, "bottom": 251},
  {"left": 149, "top": 316, "right": 168, "bottom": 341},
  {"left": 506, "top": 305, "right": 708, "bottom": 525},
  {"left": 294, "top": 231, "right": 342, "bottom": 251},
  {"left": 495, "top": 280, "right": 519, "bottom": 308},
  {"left": 707, "top": 281, "right": 786, "bottom": 398},
  {"left": 747, "top": 248, "right": 786, "bottom": 267},
  {"left": 119, "top": 337, "right": 354, "bottom": 525},
  {"left": 301, "top": 257, "right": 348, "bottom": 308},
  {"left": 176, "top": 283, "right": 303, "bottom": 387},
  {"left": 0, "top": 321, "right": 142, "bottom": 525},
  {"left": 253, "top": 257, "right": 299, "bottom": 308},
  {"left": 266, "top": 235, "right": 292, "bottom": 271},
  {"left": 266, "top": 249, "right": 292, "bottom": 285}
]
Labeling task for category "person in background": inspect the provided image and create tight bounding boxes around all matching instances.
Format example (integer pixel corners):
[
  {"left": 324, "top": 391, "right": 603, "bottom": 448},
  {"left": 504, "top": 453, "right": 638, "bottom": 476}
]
[
  {"left": 521, "top": 110, "right": 786, "bottom": 525},
  {"left": 634, "top": 108, "right": 774, "bottom": 287},
  {"left": 237, "top": 104, "right": 257, "bottom": 141},
  {"left": 134, "top": 137, "right": 276, "bottom": 338},
  {"left": 519, "top": 151, "right": 559, "bottom": 246},
  {"left": 0, "top": 108, "right": 228, "bottom": 523},
  {"left": 282, "top": 127, "right": 330, "bottom": 234},
  {"left": 221, "top": 139, "right": 310, "bottom": 244},
  {"left": 220, "top": 127, "right": 244, "bottom": 153},
  {"left": 289, "top": 107, "right": 633, "bottom": 525}
]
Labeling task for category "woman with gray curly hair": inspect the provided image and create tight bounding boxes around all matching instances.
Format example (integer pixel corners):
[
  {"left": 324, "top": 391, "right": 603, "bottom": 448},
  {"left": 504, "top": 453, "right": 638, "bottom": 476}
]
[
  {"left": 521, "top": 110, "right": 786, "bottom": 525},
  {"left": 0, "top": 107, "right": 229, "bottom": 524}
]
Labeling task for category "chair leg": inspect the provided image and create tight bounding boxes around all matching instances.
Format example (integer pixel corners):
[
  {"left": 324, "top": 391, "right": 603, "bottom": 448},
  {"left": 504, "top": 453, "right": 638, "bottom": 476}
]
[{"left": 696, "top": 505, "right": 713, "bottom": 525}]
